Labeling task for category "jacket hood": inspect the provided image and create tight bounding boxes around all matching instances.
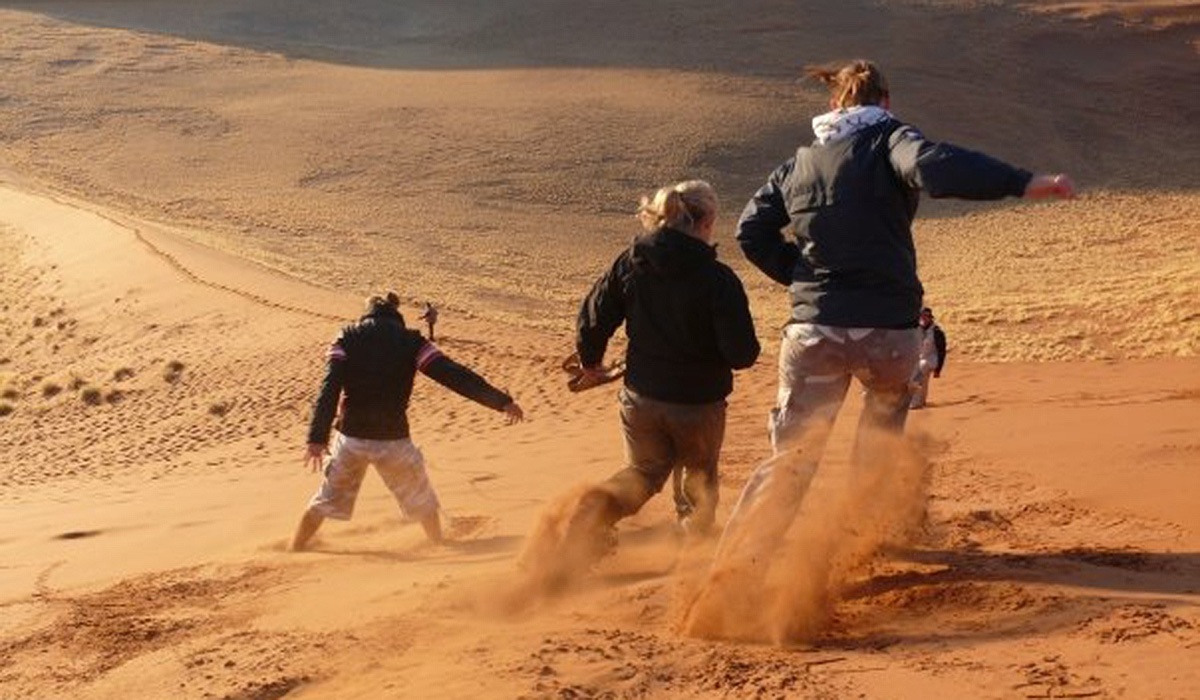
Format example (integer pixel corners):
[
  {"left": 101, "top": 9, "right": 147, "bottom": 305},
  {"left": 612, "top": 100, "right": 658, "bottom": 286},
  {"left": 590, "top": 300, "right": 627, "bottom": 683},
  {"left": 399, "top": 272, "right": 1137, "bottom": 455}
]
[
  {"left": 630, "top": 227, "right": 716, "bottom": 277},
  {"left": 811, "top": 105, "right": 895, "bottom": 145}
]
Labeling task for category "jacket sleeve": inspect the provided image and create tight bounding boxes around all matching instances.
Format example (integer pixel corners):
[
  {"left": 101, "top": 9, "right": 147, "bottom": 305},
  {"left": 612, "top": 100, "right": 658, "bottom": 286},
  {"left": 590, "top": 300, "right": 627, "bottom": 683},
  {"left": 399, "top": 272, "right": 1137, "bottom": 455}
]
[
  {"left": 736, "top": 159, "right": 800, "bottom": 286},
  {"left": 712, "top": 267, "right": 761, "bottom": 370},
  {"left": 576, "top": 250, "right": 630, "bottom": 368},
  {"left": 417, "top": 342, "right": 513, "bottom": 411},
  {"left": 934, "top": 327, "right": 948, "bottom": 372},
  {"left": 307, "top": 340, "right": 347, "bottom": 444},
  {"left": 888, "top": 125, "right": 1033, "bottom": 200}
]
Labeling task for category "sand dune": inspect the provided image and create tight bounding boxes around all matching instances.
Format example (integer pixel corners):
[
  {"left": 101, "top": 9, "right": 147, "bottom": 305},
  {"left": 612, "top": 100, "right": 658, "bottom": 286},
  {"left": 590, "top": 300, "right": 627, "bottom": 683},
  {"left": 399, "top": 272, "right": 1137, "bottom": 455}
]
[
  {"left": 0, "top": 2, "right": 1197, "bottom": 355},
  {"left": 1, "top": 186, "right": 1197, "bottom": 697},
  {"left": 1, "top": 1, "right": 1199, "bottom": 698}
]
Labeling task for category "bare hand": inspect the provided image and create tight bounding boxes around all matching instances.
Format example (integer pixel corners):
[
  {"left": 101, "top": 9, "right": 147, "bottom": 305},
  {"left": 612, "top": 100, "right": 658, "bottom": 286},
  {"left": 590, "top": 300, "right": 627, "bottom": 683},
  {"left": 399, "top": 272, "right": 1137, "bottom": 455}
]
[
  {"left": 1024, "top": 173, "right": 1075, "bottom": 199},
  {"left": 305, "top": 443, "right": 328, "bottom": 472},
  {"left": 502, "top": 401, "right": 524, "bottom": 424}
]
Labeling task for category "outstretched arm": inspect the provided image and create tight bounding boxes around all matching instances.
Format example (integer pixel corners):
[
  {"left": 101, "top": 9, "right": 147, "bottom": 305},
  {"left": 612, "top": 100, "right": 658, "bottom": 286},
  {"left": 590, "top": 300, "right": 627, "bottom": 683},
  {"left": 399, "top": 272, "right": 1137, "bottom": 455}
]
[
  {"left": 736, "top": 159, "right": 800, "bottom": 286},
  {"left": 888, "top": 126, "right": 1075, "bottom": 201},
  {"left": 576, "top": 250, "right": 630, "bottom": 368},
  {"left": 417, "top": 342, "right": 520, "bottom": 420}
]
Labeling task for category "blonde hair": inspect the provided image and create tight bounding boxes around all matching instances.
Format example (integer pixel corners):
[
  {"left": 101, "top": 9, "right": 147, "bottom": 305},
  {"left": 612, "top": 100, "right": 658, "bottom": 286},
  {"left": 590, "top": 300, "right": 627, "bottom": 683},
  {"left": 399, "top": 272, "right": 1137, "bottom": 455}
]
[
  {"left": 805, "top": 59, "right": 889, "bottom": 109},
  {"left": 636, "top": 180, "right": 719, "bottom": 235}
]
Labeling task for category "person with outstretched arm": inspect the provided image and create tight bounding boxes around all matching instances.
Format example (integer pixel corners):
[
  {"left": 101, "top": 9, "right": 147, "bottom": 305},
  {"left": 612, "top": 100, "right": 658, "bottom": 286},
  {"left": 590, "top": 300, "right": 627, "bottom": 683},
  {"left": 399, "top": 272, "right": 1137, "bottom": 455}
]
[
  {"left": 293, "top": 292, "right": 523, "bottom": 551},
  {"left": 714, "top": 58, "right": 1074, "bottom": 574}
]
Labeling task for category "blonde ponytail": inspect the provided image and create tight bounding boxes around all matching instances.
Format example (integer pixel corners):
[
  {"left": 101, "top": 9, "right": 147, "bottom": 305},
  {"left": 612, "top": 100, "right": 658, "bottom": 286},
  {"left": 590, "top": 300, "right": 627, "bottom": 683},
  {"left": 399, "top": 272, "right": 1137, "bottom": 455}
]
[{"left": 636, "top": 180, "right": 719, "bottom": 235}]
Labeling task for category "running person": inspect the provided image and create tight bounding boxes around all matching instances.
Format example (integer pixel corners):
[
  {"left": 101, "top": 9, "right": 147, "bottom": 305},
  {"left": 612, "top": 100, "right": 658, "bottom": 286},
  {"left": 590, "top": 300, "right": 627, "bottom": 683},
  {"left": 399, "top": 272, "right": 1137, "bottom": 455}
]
[
  {"left": 564, "top": 180, "right": 759, "bottom": 562},
  {"left": 717, "top": 59, "right": 1074, "bottom": 565},
  {"left": 293, "top": 292, "right": 523, "bottom": 551}
]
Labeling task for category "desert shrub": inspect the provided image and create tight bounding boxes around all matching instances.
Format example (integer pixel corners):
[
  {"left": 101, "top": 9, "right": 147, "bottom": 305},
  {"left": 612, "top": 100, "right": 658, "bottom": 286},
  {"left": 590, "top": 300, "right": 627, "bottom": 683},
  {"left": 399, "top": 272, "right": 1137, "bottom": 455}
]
[
  {"left": 163, "top": 360, "right": 185, "bottom": 383},
  {"left": 2, "top": 388, "right": 19, "bottom": 400},
  {"left": 42, "top": 382, "right": 61, "bottom": 398},
  {"left": 80, "top": 386, "right": 103, "bottom": 406},
  {"left": 208, "top": 401, "right": 231, "bottom": 417},
  {"left": 0, "top": 402, "right": 12, "bottom": 417},
  {"left": 68, "top": 376, "right": 87, "bottom": 391},
  {"left": 105, "top": 389, "right": 124, "bottom": 404},
  {"left": 113, "top": 367, "right": 135, "bottom": 381}
]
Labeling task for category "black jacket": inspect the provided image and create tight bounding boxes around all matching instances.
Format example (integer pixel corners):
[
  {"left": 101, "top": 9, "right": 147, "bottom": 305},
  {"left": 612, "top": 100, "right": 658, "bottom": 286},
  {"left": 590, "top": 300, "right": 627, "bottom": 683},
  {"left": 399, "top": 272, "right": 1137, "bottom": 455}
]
[
  {"left": 933, "top": 326, "right": 948, "bottom": 373},
  {"left": 577, "top": 227, "right": 760, "bottom": 404},
  {"left": 307, "top": 306, "right": 511, "bottom": 444},
  {"left": 737, "top": 119, "right": 1032, "bottom": 328}
]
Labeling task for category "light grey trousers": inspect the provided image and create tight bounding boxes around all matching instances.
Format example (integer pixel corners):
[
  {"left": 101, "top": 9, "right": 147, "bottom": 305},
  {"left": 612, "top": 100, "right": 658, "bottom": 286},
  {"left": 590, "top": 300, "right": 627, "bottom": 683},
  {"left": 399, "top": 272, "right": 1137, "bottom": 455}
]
[{"left": 715, "top": 323, "right": 921, "bottom": 562}]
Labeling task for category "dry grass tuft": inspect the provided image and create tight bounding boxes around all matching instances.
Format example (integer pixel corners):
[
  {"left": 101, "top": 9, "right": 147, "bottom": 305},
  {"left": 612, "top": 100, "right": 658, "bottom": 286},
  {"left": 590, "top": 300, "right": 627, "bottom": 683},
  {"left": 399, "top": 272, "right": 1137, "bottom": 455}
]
[
  {"left": 80, "top": 386, "right": 103, "bottom": 406},
  {"left": 163, "top": 360, "right": 185, "bottom": 383}
]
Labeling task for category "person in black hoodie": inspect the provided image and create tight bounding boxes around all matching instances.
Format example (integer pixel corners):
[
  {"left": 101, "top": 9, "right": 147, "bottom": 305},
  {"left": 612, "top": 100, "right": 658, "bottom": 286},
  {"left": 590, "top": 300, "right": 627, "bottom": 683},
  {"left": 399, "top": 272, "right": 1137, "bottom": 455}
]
[
  {"left": 293, "top": 292, "right": 523, "bottom": 551},
  {"left": 712, "top": 59, "right": 1075, "bottom": 568},
  {"left": 565, "top": 179, "right": 759, "bottom": 558}
]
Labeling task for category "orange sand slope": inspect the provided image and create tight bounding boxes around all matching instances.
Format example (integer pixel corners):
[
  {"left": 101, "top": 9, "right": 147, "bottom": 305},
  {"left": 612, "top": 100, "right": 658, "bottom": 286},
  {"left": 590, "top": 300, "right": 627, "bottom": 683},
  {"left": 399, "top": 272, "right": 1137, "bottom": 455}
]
[
  {"left": 0, "top": 2, "right": 1197, "bottom": 347},
  {"left": 1, "top": 1, "right": 1199, "bottom": 698},
  {"left": 1, "top": 181, "right": 1198, "bottom": 698}
]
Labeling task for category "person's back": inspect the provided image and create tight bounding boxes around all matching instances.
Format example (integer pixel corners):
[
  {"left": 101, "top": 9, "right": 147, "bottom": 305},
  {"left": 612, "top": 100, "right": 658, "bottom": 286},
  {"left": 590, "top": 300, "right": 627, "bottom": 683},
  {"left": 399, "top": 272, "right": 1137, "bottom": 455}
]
[
  {"left": 738, "top": 62, "right": 1067, "bottom": 330},
  {"left": 294, "top": 293, "right": 523, "bottom": 551},
  {"left": 333, "top": 306, "right": 425, "bottom": 439},
  {"left": 590, "top": 226, "right": 758, "bottom": 404}
]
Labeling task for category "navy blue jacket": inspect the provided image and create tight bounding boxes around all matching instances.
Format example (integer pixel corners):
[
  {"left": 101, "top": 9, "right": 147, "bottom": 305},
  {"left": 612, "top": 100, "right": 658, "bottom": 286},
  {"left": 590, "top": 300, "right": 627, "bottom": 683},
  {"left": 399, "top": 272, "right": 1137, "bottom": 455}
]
[{"left": 737, "top": 119, "right": 1032, "bottom": 328}]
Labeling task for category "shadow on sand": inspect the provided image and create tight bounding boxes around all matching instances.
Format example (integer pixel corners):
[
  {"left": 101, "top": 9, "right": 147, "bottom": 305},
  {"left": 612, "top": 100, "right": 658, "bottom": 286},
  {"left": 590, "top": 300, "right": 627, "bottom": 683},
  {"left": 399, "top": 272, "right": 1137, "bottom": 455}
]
[{"left": 5, "top": 0, "right": 1198, "bottom": 188}]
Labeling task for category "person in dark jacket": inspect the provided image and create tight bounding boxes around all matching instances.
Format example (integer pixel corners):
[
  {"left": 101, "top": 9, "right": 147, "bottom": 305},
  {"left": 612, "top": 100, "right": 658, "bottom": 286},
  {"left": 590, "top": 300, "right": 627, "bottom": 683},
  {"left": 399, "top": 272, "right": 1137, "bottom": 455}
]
[
  {"left": 420, "top": 302, "right": 439, "bottom": 341},
  {"left": 293, "top": 292, "right": 523, "bottom": 551},
  {"left": 910, "top": 307, "right": 947, "bottom": 409},
  {"left": 563, "top": 179, "right": 759, "bottom": 562},
  {"left": 713, "top": 59, "right": 1075, "bottom": 568}
]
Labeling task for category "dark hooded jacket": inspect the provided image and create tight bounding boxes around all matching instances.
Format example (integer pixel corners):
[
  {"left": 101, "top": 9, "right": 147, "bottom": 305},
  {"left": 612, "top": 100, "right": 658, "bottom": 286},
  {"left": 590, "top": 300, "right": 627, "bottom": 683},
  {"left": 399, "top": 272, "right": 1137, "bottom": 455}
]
[
  {"left": 576, "top": 227, "right": 760, "bottom": 404},
  {"left": 307, "top": 304, "right": 512, "bottom": 444},
  {"left": 737, "top": 118, "right": 1033, "bottom": 328}
]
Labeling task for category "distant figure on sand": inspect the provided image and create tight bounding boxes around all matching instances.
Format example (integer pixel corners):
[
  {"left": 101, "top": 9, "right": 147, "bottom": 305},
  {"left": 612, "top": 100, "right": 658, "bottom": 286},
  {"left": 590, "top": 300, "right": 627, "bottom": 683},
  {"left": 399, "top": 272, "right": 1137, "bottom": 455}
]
[
  {"left": 420, "top": 302, "right": 439, "bottom": 341},
  {"left": 909, "top": 307, "right": 947, "bottom": 409},
  {"left": 711, "top": 59, "right": 1074, "bottom": 574},
  {"left": 557, "top": 180, "right": 759, "bottom": 565},
  {"left": 293, "top": 292, "right": 523, "bottom": 551}
]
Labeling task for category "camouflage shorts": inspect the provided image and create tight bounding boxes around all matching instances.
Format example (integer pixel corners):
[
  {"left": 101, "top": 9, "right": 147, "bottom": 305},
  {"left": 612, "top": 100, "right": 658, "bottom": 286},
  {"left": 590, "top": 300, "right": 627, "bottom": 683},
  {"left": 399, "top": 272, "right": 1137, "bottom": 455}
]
[{"left": 308, "top": 435, "right": 440, "bottom": 520}]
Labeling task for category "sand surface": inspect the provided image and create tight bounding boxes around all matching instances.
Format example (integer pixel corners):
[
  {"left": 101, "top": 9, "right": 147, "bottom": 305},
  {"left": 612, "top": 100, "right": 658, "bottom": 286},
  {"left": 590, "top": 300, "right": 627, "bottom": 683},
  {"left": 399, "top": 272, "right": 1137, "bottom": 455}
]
[{"left": 1, "top": 2, "right": 1198, "bottom": 698}]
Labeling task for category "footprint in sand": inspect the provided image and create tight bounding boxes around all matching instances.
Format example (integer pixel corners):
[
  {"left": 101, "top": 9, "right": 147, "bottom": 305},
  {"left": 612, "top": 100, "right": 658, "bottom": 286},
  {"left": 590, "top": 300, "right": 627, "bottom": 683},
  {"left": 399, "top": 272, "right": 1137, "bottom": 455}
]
[{"left": 446, "top": 514, "right": 495, "bottom": 540}]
